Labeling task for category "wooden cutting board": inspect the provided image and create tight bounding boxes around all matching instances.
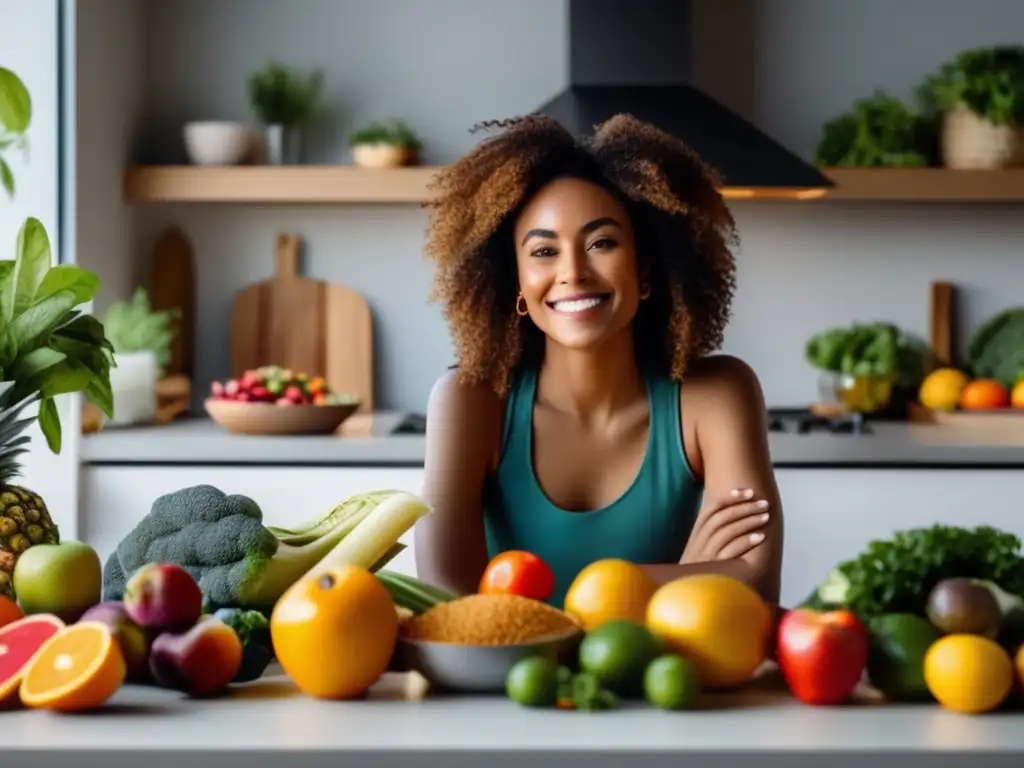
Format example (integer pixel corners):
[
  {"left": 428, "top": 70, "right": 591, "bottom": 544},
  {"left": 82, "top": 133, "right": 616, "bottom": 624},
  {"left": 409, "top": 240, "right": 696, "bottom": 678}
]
[
  {"left": 229, "top": 233, "right": 374, "bottom": 412},
  {"left": 148, "top": 225, "right": 195, "bottom": 380}
]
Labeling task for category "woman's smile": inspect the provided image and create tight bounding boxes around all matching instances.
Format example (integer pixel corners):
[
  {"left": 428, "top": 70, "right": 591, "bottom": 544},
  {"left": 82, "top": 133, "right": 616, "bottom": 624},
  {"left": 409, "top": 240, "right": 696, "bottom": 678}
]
[{"left": 546, "top": 292, "right": 612, "bottom": 318}]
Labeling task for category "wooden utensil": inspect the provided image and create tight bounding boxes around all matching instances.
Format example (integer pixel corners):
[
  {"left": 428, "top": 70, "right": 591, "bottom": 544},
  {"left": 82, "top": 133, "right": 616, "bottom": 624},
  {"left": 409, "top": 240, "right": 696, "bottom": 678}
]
[
  {"left": 148, "top": 225, "right": 195, "bottom": 380},
  {"left": 230, "top": 233, "right": 374, "bottom": 412},
  {"left": 928, "top": 281, "right": 956, "bottom": 368}
]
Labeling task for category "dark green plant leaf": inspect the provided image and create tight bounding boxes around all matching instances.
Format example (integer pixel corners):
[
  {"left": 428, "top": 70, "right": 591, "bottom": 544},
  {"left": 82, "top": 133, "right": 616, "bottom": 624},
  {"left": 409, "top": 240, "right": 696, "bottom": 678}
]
[
  {"left": 37, "top": 396, "right": 61, "bottom": 454},
  {"left": 53, "top": 313, "right": 113, "bottom": 353},
  {"left": 8, "top": 288, "right": 77, "bottom": 353},
  {"left": 5, "top": 217, "right": 53, "bottom": 323},
  {"left": 85, "top": 375, "right": 115, "bottom": 420},
  {"left": 0, "top": 67, "right": 32, "bottom": 134},
  {"left": 8, "top": 346, "right": 67, "bottom": 382},
  {"left": 0, "top": 260, "right": 14, "bottom": 328},
  {"left": 0, "top": 326, "right": 18, "bottom": 370},
  {"left": 36, "top": 360, "right": 93, "bottom": 400},
  {"left": 0, "top": 157, "right": 13, "bottom": 198},
  {"left": 36, "top": 264, "right": 100, "bottom": 305}
]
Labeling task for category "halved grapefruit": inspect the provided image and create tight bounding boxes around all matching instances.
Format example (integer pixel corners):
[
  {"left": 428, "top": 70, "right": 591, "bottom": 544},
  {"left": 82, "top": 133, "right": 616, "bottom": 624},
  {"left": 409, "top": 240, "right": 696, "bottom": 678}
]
[
  {"left": 0, "top": 613, "right": 65, "bottom": 707},
  {"left": 20, "top": 621, "right": 126, "bottom": 711}
]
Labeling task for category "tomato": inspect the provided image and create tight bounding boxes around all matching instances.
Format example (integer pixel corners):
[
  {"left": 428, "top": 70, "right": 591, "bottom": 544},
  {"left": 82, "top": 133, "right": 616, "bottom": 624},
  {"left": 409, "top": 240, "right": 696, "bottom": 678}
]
[{"left": 479, "top": 551, "right": 555, "bottom": 602}]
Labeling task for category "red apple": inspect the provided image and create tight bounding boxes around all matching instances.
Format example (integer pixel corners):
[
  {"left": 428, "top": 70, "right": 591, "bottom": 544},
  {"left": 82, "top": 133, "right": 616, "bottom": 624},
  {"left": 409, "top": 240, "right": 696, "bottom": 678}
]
[{"left": 777, "top": 608, "right": 868, "bottom": 705}]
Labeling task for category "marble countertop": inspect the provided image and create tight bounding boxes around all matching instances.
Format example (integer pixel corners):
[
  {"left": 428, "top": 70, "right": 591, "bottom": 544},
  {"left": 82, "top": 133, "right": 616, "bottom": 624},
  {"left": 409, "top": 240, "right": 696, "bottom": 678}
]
[
  {"left": 8, "top": 671, "right": 1024, "bottom": 767},
  {"left": 79, "top": 415, "right": 1024, "bottom": 468}
]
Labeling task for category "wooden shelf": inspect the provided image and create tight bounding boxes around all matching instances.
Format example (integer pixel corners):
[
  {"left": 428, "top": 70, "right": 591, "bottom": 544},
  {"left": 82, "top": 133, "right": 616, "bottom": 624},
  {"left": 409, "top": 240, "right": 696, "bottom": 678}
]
[
  {"left": 123, "top": 165, "right": 444, "bottom": 204},
  {"left": 819, "top": 168, "right": 1024, "bottom": 202},
  {"left": 122, "top": 165, "right": 1024, "bottom": 204}
]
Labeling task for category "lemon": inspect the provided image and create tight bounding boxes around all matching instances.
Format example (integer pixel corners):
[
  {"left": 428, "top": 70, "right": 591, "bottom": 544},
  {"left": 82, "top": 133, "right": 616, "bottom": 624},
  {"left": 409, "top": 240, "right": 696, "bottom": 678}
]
[
  {"left": 923, "top": 634, "right": 1014, "bottom": 714},
  {"left": 918, "top": 368, "right": 970, "bottom": 411}
]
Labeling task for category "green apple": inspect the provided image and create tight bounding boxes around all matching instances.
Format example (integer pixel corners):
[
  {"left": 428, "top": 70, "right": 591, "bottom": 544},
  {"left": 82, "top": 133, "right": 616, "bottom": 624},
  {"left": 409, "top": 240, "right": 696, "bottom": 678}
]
[{"left": 13, "top": 540, "right": 102, "bottom": 621}]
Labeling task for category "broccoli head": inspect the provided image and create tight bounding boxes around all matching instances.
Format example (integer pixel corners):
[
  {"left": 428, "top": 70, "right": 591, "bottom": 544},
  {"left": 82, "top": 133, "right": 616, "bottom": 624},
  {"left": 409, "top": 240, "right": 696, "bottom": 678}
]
[{"left": 102, "top": 484, "right": 378, "bottom": 612}]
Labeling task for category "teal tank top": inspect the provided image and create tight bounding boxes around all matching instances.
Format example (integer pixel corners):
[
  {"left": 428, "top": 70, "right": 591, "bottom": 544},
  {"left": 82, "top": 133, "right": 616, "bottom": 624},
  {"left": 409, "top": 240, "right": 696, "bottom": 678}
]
[{"left": 482, "top": 364, "right": 704, "bottom": 608}]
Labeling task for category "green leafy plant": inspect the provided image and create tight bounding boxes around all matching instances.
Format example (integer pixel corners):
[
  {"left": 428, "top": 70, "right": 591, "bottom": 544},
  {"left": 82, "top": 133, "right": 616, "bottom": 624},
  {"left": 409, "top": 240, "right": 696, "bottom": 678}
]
[
  {"left": 348, "top": 119, "right": 422, "bottom": 150},
  {"left": 103, "top": 286, "right": 177, "bottom": 377},
  {"left": 0, "top": 66, "right": 114, "bottom": 453},
  {"left": 814, "top": 91, "right": 937, "bottom": 168},
  {"left": 246, "top": 61, "right": 324, "bottom": 127},
  {"left": 805, "top": 321, "right": 932, "bottom": 387},
  {"left": 917, "top": 45, "right": 1024, "bottom": 126},
  {"left": 0, "top": 66, "right": 32, "bottom": 198}
]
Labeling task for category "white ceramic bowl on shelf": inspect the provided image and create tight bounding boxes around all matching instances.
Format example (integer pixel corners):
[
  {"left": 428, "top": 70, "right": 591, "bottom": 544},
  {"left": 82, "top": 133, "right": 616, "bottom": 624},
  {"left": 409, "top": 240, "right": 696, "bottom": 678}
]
[{"left": 183, "top": 121, "right": 251, "bottom": 165}]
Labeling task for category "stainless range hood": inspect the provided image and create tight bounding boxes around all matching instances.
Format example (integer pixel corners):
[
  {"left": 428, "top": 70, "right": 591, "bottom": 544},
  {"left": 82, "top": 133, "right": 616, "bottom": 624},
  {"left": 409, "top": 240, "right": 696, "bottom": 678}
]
[{"left": 536, "top": 0, "right": 833, "bottom": 199}]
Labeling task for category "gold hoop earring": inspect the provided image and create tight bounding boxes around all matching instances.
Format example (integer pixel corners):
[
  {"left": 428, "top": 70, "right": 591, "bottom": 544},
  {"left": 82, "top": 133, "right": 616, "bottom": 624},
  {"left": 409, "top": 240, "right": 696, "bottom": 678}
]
[
  {"left": 639, "top": 283, "right": 651, "bottom": 300},
  {"left": 515, "top": 292, "right": 529, "bottom": 317}
]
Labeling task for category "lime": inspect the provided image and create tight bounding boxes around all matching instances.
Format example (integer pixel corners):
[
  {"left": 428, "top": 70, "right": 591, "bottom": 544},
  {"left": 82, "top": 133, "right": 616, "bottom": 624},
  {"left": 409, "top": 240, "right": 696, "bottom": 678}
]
[
  {"left": 506, "top": 656, "right": 560, "bottom": 707},
  {"left": 867, "top": 613, "right": 941, "bottom": 702},
  {"left": 578, "top": 619, "right": 662, "bottom": 696},
  {"left": 644, "top": 654, "right": 700, "bottom": 710}
]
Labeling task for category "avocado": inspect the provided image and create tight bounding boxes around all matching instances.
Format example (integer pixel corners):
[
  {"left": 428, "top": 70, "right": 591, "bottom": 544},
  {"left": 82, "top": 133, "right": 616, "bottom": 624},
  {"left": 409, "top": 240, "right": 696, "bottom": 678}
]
[
  {"left": 925, "top": 578, "right": 1003, "bottom": 638},
  {"left": 867, "top": 613, "right": 941, "bottom": 702}
]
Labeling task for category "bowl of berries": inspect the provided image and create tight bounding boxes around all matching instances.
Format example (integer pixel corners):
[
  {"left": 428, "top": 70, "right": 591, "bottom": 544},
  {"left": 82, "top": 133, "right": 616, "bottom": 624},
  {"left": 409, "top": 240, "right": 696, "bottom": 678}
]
[{"left": 206, "top": 366, "right": 361, "bottom": 435}]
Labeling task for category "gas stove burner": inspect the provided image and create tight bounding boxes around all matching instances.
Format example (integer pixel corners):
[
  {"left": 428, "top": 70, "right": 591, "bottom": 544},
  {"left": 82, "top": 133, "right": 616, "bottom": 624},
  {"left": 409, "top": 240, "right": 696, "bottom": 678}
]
[{"left": 766, "top": 408, "right": 871, "bottom": 436}]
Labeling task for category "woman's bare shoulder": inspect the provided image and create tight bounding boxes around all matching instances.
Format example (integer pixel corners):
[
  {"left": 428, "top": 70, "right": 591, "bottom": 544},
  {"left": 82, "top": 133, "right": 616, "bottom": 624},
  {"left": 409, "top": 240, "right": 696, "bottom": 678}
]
[
  {"left": 426, "top": 369, "right": 505, "bottom": 467},
  {"left": 681, "top": 354, "right": 766, "bottom": 408}
]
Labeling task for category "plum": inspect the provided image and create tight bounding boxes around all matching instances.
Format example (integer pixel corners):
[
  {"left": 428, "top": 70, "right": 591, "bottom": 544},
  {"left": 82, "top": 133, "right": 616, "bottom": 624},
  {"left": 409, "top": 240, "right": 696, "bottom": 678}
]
[
  {"left": 149, "top": 619, "right": 243, "bottom": 697},
  {"left": 123, "top": 563, "right": 203, "bottom": 633},
  {"left": 79, "top": 601, "right": 152, "bottom": 682}
]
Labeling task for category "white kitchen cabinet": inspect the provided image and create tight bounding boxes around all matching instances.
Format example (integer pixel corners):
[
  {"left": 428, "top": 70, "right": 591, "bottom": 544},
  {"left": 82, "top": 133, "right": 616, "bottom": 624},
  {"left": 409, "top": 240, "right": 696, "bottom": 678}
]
[
  {"left": 774, "top": 469, "right": 1024, "bottom": 607},
  {"left": 79, "top": 467, "right": 427, "bottom": 579}
]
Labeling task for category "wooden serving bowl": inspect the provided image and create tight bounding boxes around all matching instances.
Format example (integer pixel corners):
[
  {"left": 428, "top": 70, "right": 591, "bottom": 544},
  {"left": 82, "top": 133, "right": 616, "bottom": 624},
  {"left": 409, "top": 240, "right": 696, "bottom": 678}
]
[{"left": 205, "top": 397, "right": 359, "bottom": 436}]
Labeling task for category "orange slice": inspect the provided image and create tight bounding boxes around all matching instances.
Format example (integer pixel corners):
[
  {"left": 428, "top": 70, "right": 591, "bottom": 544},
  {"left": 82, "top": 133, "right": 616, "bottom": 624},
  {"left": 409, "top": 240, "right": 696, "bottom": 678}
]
[
  {"left": 20, "top": 620, "right": 126, "bottom": 711},
  {"left": 0, "top": 614, "right": 65, "bottom": 708}
]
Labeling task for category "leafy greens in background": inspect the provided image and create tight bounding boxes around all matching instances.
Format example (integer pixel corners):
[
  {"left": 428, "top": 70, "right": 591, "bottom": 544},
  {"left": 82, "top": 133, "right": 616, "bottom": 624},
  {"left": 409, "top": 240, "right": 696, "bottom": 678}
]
[{"left": 805, "top": 321, "right": 933, "bottom": 389}]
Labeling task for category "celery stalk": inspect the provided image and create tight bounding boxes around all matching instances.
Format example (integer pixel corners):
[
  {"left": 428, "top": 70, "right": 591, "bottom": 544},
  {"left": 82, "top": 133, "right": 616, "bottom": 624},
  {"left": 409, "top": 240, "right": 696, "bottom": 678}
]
[{"left": 303, "top": 491, "right": 433, "bottom": 579}]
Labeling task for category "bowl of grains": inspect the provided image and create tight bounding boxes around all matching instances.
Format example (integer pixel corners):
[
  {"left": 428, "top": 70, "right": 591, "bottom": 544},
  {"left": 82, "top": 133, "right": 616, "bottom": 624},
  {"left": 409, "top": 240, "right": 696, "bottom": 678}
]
[{"left": 394, "top": 593, "right": 584, "bottom": 693}]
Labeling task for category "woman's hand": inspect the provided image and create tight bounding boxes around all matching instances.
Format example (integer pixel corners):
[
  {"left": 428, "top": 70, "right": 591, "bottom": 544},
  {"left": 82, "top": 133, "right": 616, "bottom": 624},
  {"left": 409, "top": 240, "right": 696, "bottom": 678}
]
[{"left": 681, "top": 488, "right": 771, "bottom": 564}]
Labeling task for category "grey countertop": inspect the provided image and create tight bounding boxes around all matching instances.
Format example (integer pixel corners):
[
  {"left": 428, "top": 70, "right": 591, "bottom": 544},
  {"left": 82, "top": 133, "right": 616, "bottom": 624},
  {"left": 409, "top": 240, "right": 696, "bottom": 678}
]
[
  {"left": 79, "top": 414, "right": 1024, "bottom": 468},
  {"left": 8, "top": 670, "right": 1024, "bottom": 767}
]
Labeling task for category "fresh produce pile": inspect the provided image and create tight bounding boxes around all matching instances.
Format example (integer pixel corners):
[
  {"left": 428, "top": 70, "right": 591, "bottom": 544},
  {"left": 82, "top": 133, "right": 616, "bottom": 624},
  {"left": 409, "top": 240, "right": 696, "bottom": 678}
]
[
  {"left": 6, "top": 490, "right": 1024, "bottom": 718},
  {"left": 919, "top": 366, "right": 1024, "bottom": 412},
  {"left": 0, "top": 485, "right": 450, "bottom": 711},
  {"left": 210, "top": 365, "right": 359, "bottom": 406}
]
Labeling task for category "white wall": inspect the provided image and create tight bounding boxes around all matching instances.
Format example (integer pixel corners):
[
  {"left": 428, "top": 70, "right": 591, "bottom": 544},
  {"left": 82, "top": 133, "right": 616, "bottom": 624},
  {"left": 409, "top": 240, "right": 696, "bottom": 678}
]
[{"left": 0, "top": 0, "right": 77, "bottom": 536}]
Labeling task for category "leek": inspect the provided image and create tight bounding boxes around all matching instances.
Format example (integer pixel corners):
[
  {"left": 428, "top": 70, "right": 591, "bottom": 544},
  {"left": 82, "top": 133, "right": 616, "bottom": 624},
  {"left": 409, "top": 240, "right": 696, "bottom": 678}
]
[{"left": 303, "top": 491, "right": 433, "bottom": 579}]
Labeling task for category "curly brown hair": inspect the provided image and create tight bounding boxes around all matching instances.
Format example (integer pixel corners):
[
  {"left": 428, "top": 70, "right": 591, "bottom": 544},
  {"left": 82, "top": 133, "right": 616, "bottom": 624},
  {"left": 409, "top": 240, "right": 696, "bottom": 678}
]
[{"left": 424, "top": 113, "right": 739, "bottom": 396}]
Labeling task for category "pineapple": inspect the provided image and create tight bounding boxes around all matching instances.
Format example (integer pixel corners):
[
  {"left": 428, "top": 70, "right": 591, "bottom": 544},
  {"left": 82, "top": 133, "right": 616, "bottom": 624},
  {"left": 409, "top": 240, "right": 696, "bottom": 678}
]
[{"left": 0, "top": 395, "right": 60, "bottom": 599}]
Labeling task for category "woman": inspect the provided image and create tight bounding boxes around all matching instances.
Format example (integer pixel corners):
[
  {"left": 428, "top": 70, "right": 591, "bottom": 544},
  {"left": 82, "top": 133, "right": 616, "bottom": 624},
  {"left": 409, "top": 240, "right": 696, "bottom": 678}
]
[{"left": 415, "top": 113, "right": 784, "bottom": 609}]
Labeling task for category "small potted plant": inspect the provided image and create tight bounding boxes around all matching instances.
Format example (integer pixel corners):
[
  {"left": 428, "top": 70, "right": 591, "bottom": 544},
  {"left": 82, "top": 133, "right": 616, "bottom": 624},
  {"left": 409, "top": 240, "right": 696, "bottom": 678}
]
[
  {"left": 813, "top": 91, "right": 937, "bottom": 168},
  {"left": 349, "top": 119, "right": 422, "bottom": 168},
  {"left": 917, "top": 45, "right": 1024, "bottom": 169},
  {"left": 246, "top": 61, "right": 324, "bottom": 165},
  {"left": 103, "top": 287, "right": 177, "bottom": 426}
]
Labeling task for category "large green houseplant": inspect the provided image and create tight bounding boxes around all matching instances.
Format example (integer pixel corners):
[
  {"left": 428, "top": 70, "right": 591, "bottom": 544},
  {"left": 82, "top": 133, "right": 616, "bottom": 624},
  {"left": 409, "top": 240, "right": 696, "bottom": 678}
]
[{"left": 0, "top": 65, "right": 115, "bottom": 599}]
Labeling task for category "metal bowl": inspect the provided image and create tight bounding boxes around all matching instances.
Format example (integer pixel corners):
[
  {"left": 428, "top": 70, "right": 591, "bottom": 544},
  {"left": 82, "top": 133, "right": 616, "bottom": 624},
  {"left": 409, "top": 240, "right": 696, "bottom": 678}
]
[{"left": 393, "top": 628, "right": 583, "bottom": 693}]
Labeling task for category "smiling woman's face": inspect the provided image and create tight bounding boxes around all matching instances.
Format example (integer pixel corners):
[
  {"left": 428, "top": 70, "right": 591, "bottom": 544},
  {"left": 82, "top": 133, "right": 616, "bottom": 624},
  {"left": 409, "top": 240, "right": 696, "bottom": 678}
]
[{"left": 513, "top": 176, "right": 642, "bottom": 351}]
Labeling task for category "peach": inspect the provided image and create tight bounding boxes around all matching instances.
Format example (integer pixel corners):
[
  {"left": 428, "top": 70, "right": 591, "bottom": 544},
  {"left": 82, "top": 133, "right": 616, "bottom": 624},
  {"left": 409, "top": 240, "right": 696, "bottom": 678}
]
[
  {"left": 149, "top": 619, "right": 243, "bottom": 697},
  {"left": 123, "top": 563, "right": 203, "bottom": 633},
  {"left": 79, "top": 601, "right": 151, "bottom": 682}
]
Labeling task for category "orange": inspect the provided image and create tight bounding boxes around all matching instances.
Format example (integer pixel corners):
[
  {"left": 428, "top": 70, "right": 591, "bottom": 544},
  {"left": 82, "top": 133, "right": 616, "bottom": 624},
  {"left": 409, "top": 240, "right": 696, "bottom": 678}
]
[
  {"left": 645, "top": 574, "right": 773, "bottom": 690},
  {"left": 924, "top": 634, "right": 1013, "bottom": 714},
  {"left": 1011, "top": 379, "right": 1024, "bottom": 409},
  {"left": 563, "top": 559, "right": 657, "bottom": 632},
  {"left": 0, "top": 595, "right": 22, "bottom": 628},
  {"left": 20, "top": 621, "right": 126, "bottom": 711},
  {"left": 271, "top": 563, "right": 397, "bottom": 700},
  {"left": 959, "top": 379, "right": 1009, "bottom": 410}
]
